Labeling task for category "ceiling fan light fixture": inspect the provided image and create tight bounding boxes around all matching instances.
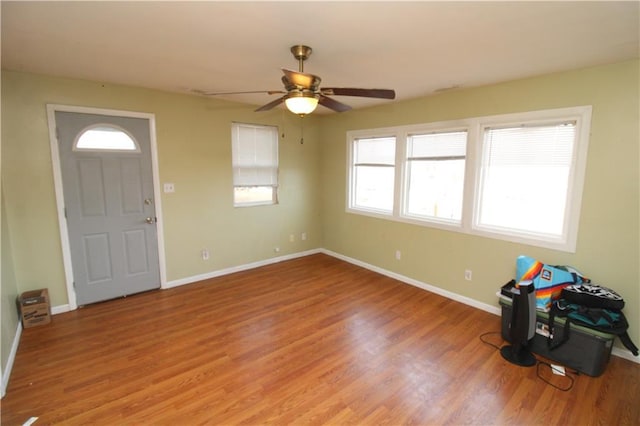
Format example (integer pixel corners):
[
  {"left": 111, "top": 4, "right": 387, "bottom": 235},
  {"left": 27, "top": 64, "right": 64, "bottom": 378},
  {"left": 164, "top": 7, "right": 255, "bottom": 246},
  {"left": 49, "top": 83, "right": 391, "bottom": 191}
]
[
  {"left": 233, "top": 45, "right": 395, "bottom": 114},
  {"left": 285, "top": 92, "right": 319, "bottom": 116}
]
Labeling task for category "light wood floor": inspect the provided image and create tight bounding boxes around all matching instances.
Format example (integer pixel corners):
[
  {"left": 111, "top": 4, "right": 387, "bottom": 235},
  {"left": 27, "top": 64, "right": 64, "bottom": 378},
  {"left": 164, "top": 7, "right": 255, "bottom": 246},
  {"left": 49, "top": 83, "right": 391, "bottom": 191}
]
[{"left": 2, "top": 254, "right": 639, "bottom": 425}]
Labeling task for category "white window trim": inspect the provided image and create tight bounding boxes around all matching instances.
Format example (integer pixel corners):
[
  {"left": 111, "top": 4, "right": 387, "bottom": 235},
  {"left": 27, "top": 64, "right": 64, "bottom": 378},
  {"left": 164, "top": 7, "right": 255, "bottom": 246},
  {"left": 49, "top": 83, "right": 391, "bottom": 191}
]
[
  {"left": 231, "top": 122, "right": 279, "bottom": 207},
  {"left": 346, "top": 106, "right": 592, "bottom": 253},
  {"left": 401, "top": 126, "right": 469, "bottom": 226},
  {"left": 346, "top": 128, "right": 399, "bottom": 217}
]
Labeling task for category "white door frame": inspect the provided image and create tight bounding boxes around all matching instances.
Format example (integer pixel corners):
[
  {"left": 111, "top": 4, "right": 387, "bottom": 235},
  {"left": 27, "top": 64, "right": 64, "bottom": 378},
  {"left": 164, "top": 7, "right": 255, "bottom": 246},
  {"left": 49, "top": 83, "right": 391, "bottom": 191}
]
[{"left": 47, "top": 104, "right": 167, "bottom": 310}]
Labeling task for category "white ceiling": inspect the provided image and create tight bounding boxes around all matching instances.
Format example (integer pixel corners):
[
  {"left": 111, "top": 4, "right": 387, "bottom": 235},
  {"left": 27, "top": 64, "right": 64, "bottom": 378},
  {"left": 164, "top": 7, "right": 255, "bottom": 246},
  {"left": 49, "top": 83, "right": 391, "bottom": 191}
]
[{"left": 2, "top": 1, "right": 639, "bottom": 114}]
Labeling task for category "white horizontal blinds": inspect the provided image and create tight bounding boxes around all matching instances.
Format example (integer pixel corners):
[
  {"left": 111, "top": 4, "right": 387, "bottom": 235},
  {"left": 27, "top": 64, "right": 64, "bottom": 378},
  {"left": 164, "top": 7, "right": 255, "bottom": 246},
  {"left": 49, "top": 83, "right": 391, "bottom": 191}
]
[
  {"left": 405, "top": 131, "right": 467, "bottom": 222},
  {"left": 482, "top": 122, "right": 576, "bottom": 166},
  {"left": 354, "top": 136, "right": 396, "bottom": 165},
  {"left": 478, "top": 121, "right": 577, "bottom": 236},
  {"left": 232, "top": 123, "right": 278, "bottom": 187},
  {"left": 407, "top": 131, "right": 466, "bottom": 160},
  {"left": 353, "top": 136, "right": 396, "bottom": 212}
]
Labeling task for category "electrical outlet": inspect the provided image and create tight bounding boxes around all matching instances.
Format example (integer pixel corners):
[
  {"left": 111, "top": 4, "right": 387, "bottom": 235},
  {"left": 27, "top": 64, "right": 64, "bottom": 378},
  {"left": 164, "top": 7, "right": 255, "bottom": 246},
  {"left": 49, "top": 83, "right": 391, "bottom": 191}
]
[
  {"left": 465, "top": 269, "right": 472, "bottom": 281},
  {"left": 395, "top": 250, "right": 401, "bottom": 260},
  {"left": 201, "top": 249, "right": 210, "bottom": 260},
  {"left": 289, "top": 234, "right": 295, "bottom": 243},
  {"left": 274, "top": 247, "right": 280, "bottom": 253},
  {"left": 301, "top": 232, "right": 307, "bottom": 241}
]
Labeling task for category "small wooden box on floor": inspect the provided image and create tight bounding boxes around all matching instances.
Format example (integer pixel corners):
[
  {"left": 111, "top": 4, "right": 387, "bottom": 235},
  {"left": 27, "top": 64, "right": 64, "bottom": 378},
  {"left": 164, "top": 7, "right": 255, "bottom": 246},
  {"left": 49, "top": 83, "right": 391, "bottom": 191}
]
[{"left": 19, "top": 289, "right": 51, "bottom": 328}]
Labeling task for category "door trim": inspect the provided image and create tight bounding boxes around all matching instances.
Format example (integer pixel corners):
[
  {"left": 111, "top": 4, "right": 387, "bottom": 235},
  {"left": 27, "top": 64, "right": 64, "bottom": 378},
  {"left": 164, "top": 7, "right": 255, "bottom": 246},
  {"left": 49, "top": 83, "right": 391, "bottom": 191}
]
[{"left": 47, "top": 104, "right": 167, "bottom": 310}]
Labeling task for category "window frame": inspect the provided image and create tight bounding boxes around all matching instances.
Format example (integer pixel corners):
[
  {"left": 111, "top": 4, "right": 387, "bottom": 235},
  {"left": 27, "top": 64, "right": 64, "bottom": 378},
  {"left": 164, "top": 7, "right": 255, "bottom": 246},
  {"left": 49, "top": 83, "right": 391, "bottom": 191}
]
[
  {"left": 345, "top": 106, "right": 592, "bottom": 252},
  {"left": 231, "top": 122, "right": 279, "bottom": 208},
  {"left": 347, "top": 132, "right": 398, "bottom": 216},
  {"left": 402, "top": 127, "right": 469, "bottom": 226}
]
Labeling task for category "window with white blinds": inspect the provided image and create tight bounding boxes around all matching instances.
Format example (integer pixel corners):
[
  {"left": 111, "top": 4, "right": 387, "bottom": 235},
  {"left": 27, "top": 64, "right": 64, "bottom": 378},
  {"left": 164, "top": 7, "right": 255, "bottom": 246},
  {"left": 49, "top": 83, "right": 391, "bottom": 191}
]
[
  {"left": 351, "top": 136, "right": 396, "bottom": 213},
  {"left": 231, "top": 123, "right": 278, "bottom": 206},
  {"left": 404, "top": 130, "right": 467, "bottom": 223},
  {"left": 476, "top": 122, "right": 576, "bottom": 237},
  {"left": 346, "top": 106, "right": 591, "bottom": 252}
]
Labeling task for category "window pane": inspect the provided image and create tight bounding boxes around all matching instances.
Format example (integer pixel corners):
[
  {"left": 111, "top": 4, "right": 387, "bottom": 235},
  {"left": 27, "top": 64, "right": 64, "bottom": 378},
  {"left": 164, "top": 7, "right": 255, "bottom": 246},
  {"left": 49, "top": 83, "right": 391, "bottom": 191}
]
[
  {"left": 404, "top": 131, "right": 467, "bottom": 222},
  {"left": 477, "top": 122, "right": 576, "bottom": 236},
  {"left": 234, "top": 186, "right": 275, "bottom": 206},
  {"left": 76, "top": 126, "right": 138, "bottom": 151},
  {"left": 353, "top": 166, "right": 394, "bottom": 212},
  {"left": 406, "top": 159, "right": 465, "bottom": 221}
]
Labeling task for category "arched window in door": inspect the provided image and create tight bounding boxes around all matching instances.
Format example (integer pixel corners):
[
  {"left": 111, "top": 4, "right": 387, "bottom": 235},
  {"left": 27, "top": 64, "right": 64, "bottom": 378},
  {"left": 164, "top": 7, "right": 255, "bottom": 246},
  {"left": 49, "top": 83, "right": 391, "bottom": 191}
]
[{"left": 74, "top": 124, "right": 140, "bottom": 152}]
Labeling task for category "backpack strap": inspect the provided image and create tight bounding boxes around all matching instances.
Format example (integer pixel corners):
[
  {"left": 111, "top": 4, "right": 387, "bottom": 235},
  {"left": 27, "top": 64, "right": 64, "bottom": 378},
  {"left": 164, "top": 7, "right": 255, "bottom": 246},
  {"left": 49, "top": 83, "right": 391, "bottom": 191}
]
[
  {"left": 547, "top": 301, "right": 571, "bottom": 351},
  {"left": 618, "top": 331, "right": 639, "bottom": 356}
]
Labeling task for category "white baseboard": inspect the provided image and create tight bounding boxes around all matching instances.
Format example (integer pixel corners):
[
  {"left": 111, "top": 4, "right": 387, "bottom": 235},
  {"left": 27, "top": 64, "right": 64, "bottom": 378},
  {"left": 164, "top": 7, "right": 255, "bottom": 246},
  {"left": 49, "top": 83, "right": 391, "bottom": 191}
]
[
  {"left": 39, "top": 247, "right": 640, "bottom": 366},
  {"left": 319, "top": 249, "right": 639, "bottom": 365},
  {"left": 1, "top": 321, "right": 22, "bottom": 398},
  {"left": 165, "top": 249, "right": 323, "bottom": 289},
  {"left": 611, "top": 347, "right": 640, "bottom": 363},
  {"left": 320, "top": 249, "right": 500, "bottom": 316},
  {"left": 51, "top": 304, "right": 70, "bottom": 315}
]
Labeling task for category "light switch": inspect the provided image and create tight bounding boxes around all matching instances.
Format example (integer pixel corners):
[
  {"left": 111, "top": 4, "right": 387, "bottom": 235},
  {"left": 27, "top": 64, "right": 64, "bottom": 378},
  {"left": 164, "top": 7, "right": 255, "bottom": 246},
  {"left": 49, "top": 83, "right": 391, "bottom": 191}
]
[{"left": 164, "top": 183, "right": 175, "bottom": 193}]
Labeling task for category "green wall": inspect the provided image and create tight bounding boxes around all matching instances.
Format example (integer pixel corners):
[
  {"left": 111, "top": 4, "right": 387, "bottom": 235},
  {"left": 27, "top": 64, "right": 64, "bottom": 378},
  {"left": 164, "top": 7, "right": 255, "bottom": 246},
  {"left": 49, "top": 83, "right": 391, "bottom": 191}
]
[
  {"left": 319, "top": 59, "right": 639, "bottom": 349},
  {"left": 2, "top": 60, "right": 639, "bottom": 357},
  {"left": 2, "top": 187, "right": 21, "bottom": 393},
  {"left": 1, "top": 71, "right": 323, "bottom": 307}
]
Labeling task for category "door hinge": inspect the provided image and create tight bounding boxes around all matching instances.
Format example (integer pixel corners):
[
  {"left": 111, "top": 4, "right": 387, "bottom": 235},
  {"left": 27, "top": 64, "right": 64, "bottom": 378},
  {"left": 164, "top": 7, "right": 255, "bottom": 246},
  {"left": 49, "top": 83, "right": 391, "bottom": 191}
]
[
  {"left": 64, "top": 207, "right": 67, "bottom": 219},
  {"left": 56, "top": 126, "right": 60, "bottom": 140}
]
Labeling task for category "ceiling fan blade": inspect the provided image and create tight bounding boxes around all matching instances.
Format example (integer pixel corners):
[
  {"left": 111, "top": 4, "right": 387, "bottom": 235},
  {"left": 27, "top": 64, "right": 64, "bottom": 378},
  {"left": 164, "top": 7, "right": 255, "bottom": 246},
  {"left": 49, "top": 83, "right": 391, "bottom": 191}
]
[
  {"left": 318, "top": 95, "right": 352, "bottom": 113},
  {"left": 282, "top": 69, "right": 321, "bottom": 89},
  {"left": 255, "top": 95, "right": 287, "bottom": 112},
  {"left": 194, "top": 89, "right": 285, "bottom": 96},
  {"left": 321, "top": 88, "right": 396, "bottom": 99}
]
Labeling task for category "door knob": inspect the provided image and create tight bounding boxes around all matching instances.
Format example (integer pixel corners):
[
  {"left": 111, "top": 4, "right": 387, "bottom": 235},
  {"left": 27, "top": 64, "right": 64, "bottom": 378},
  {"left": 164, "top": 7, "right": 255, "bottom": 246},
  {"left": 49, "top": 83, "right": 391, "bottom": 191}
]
[{"left": 145, "top": 217, "right": 156, "bottom": 224}]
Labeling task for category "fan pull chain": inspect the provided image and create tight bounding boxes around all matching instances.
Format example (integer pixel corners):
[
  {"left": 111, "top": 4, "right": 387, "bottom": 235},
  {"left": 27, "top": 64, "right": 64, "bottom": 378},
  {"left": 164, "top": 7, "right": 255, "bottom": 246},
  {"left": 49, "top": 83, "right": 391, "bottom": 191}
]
[
  {"left": 281, "top": 109, "right": 286, "bottom": 140},
  {"left": 300, "top": 116, "right": 305, "bottom": 144}
]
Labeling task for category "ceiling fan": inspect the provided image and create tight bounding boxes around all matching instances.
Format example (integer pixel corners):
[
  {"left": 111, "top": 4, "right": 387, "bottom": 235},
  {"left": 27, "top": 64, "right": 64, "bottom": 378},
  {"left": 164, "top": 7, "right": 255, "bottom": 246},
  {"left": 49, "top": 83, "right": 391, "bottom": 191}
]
[{"left": 199, "top": 45, "right": 396, "bottom": 116}]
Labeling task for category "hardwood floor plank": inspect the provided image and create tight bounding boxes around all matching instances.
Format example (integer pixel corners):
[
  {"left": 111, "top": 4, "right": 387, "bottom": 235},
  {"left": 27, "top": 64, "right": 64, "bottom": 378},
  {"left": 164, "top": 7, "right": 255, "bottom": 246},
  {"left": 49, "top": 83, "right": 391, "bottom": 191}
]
[{"left": 2, "top": 254, "right": 639, "bottom": 425}]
